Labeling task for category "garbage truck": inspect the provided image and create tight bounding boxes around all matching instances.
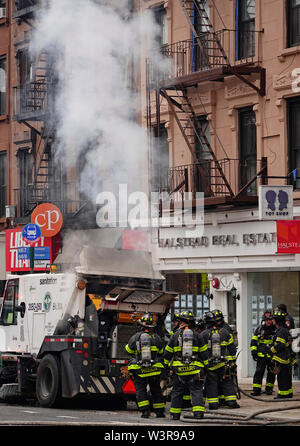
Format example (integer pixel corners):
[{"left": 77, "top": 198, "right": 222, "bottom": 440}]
[{"left": 0, "top": 245, "right": 177, "bottom": 408}]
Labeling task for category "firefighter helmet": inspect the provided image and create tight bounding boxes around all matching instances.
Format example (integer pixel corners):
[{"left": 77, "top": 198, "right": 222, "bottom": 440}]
[
  {"left": 172, "top": 312, "right": 180, "bottom": 323},
  {"left": 204, "top": 311, "right": 216, "bottom": 326},
  {"left": 212, "top": 309, "right": 224, "bottom": 323},
  {"left": 138, "top": 313, "right": 155, "bottom": 328},
  {"left": 272, "top": 310, "right": 287, "bottom": 324},
  {"left": 179, "top": 310, "right": 195, "bottom": 323},
  {"left": 262, "top": 310, "right": 273, "bottom": 321}
]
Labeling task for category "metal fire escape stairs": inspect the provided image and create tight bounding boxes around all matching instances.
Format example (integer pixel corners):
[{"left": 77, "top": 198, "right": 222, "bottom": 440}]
[
  {"left": 155, "top": 0, "right": 266, "bottom": 200},
  {"left": 19, "top": 50, "right": 56, "bottom": 211}
]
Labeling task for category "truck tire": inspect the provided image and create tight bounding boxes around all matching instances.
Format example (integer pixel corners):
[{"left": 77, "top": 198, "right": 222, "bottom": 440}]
[{"left": 36, "top": 354, "right": 61, "bottom": 408}]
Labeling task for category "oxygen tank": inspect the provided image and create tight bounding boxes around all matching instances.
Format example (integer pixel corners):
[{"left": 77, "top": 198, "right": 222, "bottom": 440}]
[
  {"left": 140, "top": 332, "right": 152, "bottom": 364},
  {"left": 211, "top": 331, "right": 221, "bottom": 360},
  {"left": 182, "top": 327, "right": 194, "bottom": 363}
]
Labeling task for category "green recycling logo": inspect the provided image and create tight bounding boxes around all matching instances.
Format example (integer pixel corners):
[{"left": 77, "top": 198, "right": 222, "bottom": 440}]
[{"left": 44, "top": 292, "right": 52, "bottom": 312}]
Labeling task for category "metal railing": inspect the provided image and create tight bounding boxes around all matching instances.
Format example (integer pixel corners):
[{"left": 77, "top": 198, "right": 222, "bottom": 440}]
[
  {"left": 154, "top": 157, "right": 268, "bottom": 200},
  {"left": 149, "top": 29, "right": 262, "bottom": 84},
  {"left": 15, "top": 0, "right": 38, "bottom": 10},
  {"left": 14, "top": 181, "right": 88, "bottom": 218}
]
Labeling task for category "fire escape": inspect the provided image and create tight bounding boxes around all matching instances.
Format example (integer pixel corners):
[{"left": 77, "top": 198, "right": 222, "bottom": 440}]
[
  {"left": 13, "top": 0, "right": 87, "bottom": 220},
  {"left": 147, "top": 0, "right": 267, "bottom": 207}
]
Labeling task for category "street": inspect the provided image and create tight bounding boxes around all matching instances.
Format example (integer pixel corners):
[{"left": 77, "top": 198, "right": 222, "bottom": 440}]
[{"left": 1, "top": 380, "right": 300, "bottom": 427}]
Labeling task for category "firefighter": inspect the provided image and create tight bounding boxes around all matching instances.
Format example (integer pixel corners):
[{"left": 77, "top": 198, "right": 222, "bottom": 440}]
[
  {"left": 250, "top": 310, "right": 276, "bottom": 396},
  {"left": 125, "top": 313, "right": 166, "bottom": 418},
  {"left": 211, "top": 309, "right": 236, "bottom": 406},
  {"left": 164, "top": 310, "right": 208, "bottom": 420},
  {"left": 269, "top": 309, "right": 293, "bottom": 399},
  {"left": 202, "top": 311, "right": 240, "bottom": 410}
]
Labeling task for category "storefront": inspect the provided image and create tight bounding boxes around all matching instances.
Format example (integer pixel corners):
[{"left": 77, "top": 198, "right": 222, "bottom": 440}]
[{"left": 151, "top": 207, "right": 300, "bottom": 378}]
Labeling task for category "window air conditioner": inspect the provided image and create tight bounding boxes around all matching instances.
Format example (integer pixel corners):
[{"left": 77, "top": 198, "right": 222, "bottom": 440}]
[{"left": 0, "top": 8, "right": 6, "bottom": 19}]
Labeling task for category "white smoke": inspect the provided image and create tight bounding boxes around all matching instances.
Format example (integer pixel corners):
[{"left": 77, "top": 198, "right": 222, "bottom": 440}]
[{"left": 30, "top": 0, "right": 167, "bottom": 200}]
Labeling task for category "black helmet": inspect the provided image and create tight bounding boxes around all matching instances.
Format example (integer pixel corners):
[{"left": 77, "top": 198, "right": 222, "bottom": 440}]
[
  {"left": 179, "top": 310, "right": 195, "bottom": 323},
  {"left": 262, "top": 311, "right": 273, "bottom": 321},
  {"left": 272, "top": 310, "right": 286, "bottom": 324},
  {"left": 138, "top": 312, "right": 155, "bottom": 328},
  {"left": 212, "top": 309, "right": 224, "bottom": 322},
  {"left": 204, "top": 311, "right": 216, "bottom": 326},
  {"left": 172, "top": 312, "right": 180, "bottom": 323},
  {"left": 196, "top": 318, "right": 206, "bottom": 331}
]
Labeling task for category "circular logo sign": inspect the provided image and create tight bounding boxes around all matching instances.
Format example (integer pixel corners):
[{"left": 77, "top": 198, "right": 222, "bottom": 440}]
[
  {"left": 22, "top": 223, "right": 42, "bottom": 244},
  {"left": 31, "top": 203, "right": 63, "bottom": 238},
  {"left": 44, "top": 293, "right": 52, "bottom": 312}
]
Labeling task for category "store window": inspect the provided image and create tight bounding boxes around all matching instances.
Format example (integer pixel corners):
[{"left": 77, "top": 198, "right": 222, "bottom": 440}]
[
  {"left": 165, "top": 273, "right": 211, "bottom": 332},
  {"left": 287, "top": 0, "right": 300, "bottom": 47},
  {"left": 247, "top": 272, "right": 300, "bottom": 375}
]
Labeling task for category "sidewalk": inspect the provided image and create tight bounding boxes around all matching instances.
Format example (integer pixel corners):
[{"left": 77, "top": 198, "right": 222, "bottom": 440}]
[{"left": 190, "top": 379, "right": 300, "bottom": 425}]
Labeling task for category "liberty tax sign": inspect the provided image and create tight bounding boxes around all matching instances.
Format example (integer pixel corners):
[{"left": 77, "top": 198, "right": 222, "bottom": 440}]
[
  {"left": 259, "top": 185, "right": 293, "bottom": 220},
  {"left": 6, "top": 229, "right": 60, "bottom": 272}
]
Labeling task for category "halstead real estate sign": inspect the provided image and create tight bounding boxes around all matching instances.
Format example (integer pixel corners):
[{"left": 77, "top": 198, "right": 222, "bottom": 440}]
[{"left": 258, "top": 185, "right": 293, "bottom": 220}]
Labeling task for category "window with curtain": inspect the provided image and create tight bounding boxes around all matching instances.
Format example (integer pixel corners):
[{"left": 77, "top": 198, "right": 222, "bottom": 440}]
[{"left": 0, "top": 56, "right": 6, "bottom": 115}]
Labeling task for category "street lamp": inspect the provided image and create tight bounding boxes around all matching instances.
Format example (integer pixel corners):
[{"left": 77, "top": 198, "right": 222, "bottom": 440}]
[
  {"left": 204, "top": 286, "right": 213, "bottom": 300},
  {"left": 230, "top": 285, "right": 240, "bottom": 300}
]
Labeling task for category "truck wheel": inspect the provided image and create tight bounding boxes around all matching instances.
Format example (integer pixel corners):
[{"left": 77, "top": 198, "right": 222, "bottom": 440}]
[{"left": 36, "top": 354, "right": 61, "bottom": 408}]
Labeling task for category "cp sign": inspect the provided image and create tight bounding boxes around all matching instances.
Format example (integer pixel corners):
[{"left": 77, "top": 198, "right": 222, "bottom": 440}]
[{"left": 31, "top": 203, "right": 63, "bottom": 238}]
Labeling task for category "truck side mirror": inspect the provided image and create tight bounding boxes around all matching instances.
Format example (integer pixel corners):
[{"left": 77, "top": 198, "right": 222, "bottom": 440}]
[{"left": 16, "top": 302, "right": 26, "bottom": 318}]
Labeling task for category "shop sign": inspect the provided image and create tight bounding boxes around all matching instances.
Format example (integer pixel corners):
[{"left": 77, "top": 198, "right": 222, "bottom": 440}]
[
  {"left": 154, "top": 221, "right": 278, "bottom": 259},
  {"left": 276, "top": 220, "right": 300, "bottom": 253},
  {"left": 259, "top": 185, "right": 293, "bottom": 220},
  {"left": 31, "top": 203, "right": 63, "bottom": 238},
  {"left": 5, "top": 229, "right": 60, "bottom": 272}
]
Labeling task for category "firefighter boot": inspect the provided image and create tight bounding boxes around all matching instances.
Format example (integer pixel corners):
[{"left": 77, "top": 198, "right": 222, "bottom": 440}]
[
  {"left": 141, "top": 408, "right": 151, "bottom": 418},
  {"left": 172, "top": 413, "right": 180, "bottom": 420},
  {"left": 226, "top": 401, "right": 240, "bottom": 409},
  {"left": 155, "top": 409, "right": 165, "bottom": 418},
  {"left": 194, "top": 412, "right": 204, "bottom": 420}
]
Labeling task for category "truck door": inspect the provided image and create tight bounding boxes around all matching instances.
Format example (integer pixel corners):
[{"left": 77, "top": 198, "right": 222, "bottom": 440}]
[{"left": 0, "top": 279, "right": 19, "bottom": 325}]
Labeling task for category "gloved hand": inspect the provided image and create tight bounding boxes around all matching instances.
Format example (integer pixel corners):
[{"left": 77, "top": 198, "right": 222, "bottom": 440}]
[{"left": 252, "top": 352, "right": 258, "bottom": 361}]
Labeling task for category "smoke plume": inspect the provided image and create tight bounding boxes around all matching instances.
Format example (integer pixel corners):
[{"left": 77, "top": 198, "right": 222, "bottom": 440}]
[{"left": 30, "top": 0, "right": 166, "bottom": 201}]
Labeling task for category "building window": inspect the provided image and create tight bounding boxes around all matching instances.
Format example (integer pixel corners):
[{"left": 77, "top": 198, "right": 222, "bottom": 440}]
[
  {"left": 194, "top": 115, "right": 212, "bottom": 196},
  {"left": 17, "top": 149, "right": 33, "bottom": 217},
  {"left": 151, "top": 123, "right": 169, "bottom": 191},
  {"left": 0, "top": 1, "right": 5, "bottom": 19},
  {"left": 0, "top": 151, "right": 6, "bottom": 217},
  {"left": 288, "top": 97, "right": 300, "bottom": 189},
  {"left": 152, "top": 4, "right": 168, "bottom": 49},
  {"left": 236, "top": 0, "right": 255, "bottom": 60},
  {"left": 193, "top": 0, "right": 210, "bottom": 71},
  {"left": 287, "top": 0, "right": 300, "bottom": 47},
  {"left": 0, "top": 56, "right": 6, "bottom": 115},
  {"left": 238, "top": 107, "right": 257, "bottom": 195}
]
